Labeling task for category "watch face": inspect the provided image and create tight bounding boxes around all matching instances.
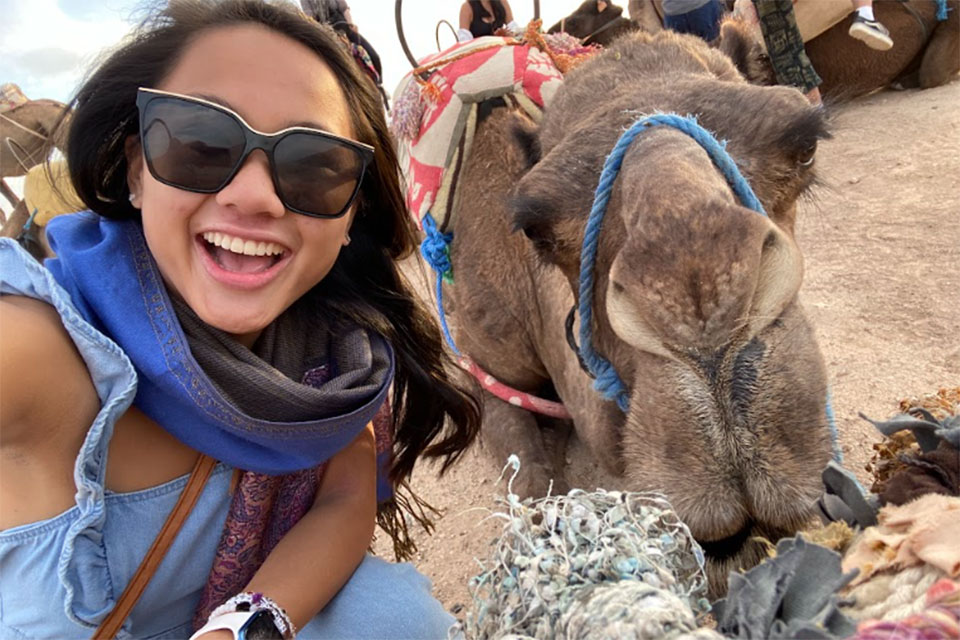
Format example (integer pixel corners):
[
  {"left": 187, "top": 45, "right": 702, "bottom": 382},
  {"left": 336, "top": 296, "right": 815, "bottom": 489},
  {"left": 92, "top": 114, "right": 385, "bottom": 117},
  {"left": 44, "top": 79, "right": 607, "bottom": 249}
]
[{"left": 237, "top": 609, "right": 274, "bottom": 640}]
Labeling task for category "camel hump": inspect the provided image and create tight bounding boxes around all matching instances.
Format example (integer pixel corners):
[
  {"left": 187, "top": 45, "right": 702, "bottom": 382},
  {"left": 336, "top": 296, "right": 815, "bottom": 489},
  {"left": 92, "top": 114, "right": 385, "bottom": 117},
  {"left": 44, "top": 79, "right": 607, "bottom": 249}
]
[{"left": 732, "top": 0, "right": 852, "bottom": 48}]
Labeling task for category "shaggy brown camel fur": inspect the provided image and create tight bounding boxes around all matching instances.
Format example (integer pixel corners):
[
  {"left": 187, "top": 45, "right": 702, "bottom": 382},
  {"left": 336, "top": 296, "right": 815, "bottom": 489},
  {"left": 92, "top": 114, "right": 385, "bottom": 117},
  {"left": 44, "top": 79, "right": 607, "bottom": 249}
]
[{"left": 446, "top": 28, "right": 834, "bottom": 596}]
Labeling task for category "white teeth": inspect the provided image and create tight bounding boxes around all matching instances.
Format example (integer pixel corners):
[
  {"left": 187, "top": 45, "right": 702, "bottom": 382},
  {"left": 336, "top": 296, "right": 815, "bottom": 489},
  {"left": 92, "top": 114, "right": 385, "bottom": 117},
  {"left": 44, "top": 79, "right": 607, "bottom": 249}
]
[{"left": 201, "top": 231, "right": 284, "bottom": 257}]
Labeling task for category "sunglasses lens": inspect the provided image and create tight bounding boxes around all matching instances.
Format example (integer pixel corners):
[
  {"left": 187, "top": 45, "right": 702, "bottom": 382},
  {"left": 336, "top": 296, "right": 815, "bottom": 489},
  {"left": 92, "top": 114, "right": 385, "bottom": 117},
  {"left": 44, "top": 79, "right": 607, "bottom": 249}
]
[
  {"left": 274, "top": 133, "right": 365, "bottom": 217},
  {"left": 142, "top": 97, "right": 245, "bottom": 191}
]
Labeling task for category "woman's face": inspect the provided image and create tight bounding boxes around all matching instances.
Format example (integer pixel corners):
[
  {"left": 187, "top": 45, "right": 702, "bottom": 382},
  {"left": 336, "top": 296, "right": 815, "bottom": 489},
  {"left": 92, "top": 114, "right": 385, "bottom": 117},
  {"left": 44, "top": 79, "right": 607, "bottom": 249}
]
[{"left": 127, "top": 24, "right": 358, "bottom": 346}]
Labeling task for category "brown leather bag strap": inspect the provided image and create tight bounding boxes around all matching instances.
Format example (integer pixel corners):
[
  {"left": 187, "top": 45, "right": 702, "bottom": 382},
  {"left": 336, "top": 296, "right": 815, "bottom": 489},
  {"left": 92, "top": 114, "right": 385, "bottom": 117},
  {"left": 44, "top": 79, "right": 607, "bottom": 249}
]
[{"left": 92, "top": 454, "right": 218, "bottom": 640}]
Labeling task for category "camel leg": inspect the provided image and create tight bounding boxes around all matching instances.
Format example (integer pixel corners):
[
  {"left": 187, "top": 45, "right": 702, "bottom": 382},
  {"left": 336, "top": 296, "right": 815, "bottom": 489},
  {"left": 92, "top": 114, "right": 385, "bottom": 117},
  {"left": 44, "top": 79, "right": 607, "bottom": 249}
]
[
  {"left": 1, "top": 200, "right": 29, "bottom": 238},
  {"left": 480, "top": 391, "right": 566, "bottom": 499},
  {"left": 919, "top": 4, "right": 960, "bottom": 89},
  {"left": 534, "top": 414, "right": 574, "bottom": 495}
]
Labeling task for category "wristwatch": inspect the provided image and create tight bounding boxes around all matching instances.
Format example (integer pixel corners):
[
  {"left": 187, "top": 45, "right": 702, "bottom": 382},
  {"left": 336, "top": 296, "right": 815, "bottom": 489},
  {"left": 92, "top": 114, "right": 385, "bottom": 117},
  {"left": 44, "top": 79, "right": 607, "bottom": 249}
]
[{"left": 189, "top": 609, "right": 282, "bottom": 640}]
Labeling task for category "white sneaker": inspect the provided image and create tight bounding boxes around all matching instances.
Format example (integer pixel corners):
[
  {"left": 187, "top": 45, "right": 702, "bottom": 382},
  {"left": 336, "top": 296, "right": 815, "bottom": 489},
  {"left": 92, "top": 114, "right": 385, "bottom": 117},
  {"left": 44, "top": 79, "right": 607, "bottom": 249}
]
[{"left": 849, "top": 15, "right": 894, "bottom": 51}]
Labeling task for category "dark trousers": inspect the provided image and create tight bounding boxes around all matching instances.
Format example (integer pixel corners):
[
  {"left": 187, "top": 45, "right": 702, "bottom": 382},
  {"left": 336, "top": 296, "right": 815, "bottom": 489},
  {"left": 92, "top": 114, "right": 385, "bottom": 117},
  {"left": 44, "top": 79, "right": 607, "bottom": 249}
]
[
  {"left": 752, "top": 0, "right": 822, "bottom": 92},
  {"left": 664, "top": 0, "right": 724, "bottom": 42}
]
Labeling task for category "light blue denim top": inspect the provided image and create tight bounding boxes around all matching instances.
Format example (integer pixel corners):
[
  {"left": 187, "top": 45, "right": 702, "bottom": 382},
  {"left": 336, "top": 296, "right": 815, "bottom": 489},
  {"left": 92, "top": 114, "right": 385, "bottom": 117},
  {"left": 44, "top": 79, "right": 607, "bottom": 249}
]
[{"left": 0, "top": 239, "right": 234, "bottom": 640}]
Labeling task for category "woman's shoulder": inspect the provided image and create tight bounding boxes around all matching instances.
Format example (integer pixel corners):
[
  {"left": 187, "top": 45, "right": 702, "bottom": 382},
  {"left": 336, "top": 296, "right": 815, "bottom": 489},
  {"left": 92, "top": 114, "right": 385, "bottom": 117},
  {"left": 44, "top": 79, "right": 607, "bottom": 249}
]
[
  {"left": 0, "top": 237, "right": 123, "bottom": 450},
  {"left": 0, "top": 293, "right": 100, "bottom": 449}
]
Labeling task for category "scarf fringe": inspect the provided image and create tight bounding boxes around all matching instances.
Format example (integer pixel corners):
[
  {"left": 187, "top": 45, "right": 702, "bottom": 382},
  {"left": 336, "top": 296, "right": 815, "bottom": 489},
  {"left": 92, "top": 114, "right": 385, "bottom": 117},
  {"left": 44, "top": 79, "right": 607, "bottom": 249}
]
[{"left": 376, "top": 481, "right": 441, "bottom": 560}]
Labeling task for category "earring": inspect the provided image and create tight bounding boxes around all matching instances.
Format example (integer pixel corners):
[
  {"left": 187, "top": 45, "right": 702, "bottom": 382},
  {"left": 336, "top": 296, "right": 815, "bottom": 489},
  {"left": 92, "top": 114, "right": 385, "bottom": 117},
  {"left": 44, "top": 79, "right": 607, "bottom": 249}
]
[{"left": 128, "top": 193, "right": 136, "bottom": 202}]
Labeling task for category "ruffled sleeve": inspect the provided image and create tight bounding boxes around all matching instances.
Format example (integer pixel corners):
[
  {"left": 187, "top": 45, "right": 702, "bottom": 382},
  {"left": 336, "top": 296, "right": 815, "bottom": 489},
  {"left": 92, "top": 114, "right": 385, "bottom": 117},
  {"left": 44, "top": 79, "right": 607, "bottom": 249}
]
[{"left": 0, "top": 239, "right": 138, "bottom": 630}]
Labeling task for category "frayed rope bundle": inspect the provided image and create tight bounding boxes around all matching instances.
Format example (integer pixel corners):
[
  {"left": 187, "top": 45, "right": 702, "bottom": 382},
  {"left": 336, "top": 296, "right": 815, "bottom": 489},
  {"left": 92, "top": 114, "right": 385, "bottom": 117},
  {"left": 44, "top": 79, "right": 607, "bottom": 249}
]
[
  {"left": 559, "top": 581, "right": 723, "bottom": 640},
  {"left": 452, "top": 456, "right": 712, "bottom": 639}
]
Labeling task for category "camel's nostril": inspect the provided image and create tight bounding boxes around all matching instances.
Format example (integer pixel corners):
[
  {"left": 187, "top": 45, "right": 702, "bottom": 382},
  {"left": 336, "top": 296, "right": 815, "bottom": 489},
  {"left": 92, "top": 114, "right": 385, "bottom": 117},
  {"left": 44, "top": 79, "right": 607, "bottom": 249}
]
[{"left": 697, "top": 522, "right": 754, "bottom": 560}]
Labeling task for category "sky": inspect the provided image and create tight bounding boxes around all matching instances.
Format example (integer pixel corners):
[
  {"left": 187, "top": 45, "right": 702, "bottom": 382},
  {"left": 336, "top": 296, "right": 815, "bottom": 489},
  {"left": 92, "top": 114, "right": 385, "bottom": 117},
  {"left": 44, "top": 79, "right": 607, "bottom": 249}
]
[
  {"left": 0, "top": 0, "right": 592, "bottom": 215},
  {"left": 1, "top": 0, "right": 592, "bottom": 105}
]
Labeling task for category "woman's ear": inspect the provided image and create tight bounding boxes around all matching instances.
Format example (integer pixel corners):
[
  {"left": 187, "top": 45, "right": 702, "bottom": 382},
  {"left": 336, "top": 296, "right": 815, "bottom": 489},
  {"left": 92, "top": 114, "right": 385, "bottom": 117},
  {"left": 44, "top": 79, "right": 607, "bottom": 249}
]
[{"left": 124, "top": 134, "right": 144, "bottom": 209}]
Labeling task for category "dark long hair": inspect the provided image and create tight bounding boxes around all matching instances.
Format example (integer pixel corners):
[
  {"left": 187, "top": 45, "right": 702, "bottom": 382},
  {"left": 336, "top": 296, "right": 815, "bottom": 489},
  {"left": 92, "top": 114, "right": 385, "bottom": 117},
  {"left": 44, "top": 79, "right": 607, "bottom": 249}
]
[{"left": 61, "top": 0, "right": 480, "bottom": 482}]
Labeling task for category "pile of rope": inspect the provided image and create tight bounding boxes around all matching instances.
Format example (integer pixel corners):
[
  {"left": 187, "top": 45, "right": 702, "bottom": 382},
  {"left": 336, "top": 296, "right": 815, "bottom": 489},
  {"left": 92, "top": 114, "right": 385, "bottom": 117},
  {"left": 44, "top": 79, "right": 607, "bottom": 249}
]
[
  {"left": 453, "top": 456, "right": 711, "bottom": 639},
  {"left": 848, "top": 577, "right": 960, "bottom": 640}
]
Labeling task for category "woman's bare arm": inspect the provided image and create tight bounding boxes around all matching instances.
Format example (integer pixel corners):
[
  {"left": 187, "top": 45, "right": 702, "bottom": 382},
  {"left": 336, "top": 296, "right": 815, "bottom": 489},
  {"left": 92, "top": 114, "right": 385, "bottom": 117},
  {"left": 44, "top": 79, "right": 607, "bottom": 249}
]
[
  {"left": 460, "top": 2, "right": 473, "bottom": 30},
  {"left": 502, "top": 0, "right": 515, "bottom": 24},
  {"left": 0, "top": 296, "right": 98, "bottom": 528},
  {"left": 241, "top": 422, "right": 378, "bottom": 631}
]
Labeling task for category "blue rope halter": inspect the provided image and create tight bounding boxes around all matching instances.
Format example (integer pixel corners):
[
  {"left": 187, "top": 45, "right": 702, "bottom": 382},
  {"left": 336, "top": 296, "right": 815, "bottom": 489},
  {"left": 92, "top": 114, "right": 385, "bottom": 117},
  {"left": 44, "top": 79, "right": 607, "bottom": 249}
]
[
  {"left": 578, "top": 113, "right": 763, "bottom": 412},
  {"left": 577, "top": 113, "right": 838, "bottom": 461}
]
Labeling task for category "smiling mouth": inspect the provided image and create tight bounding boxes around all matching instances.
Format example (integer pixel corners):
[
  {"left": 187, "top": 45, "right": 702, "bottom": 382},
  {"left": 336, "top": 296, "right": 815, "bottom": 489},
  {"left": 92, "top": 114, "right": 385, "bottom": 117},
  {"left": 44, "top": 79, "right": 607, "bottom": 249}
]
[{"left": 200, "top": 231, "right": 286, "bottom": 274}]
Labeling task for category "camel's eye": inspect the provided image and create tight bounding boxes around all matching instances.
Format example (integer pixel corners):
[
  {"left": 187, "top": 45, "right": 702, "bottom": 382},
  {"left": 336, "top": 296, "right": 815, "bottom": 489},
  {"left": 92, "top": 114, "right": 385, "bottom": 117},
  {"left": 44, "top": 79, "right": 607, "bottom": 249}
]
[{"left": 797, "top": 142, "right": 817, "bottom": 167}]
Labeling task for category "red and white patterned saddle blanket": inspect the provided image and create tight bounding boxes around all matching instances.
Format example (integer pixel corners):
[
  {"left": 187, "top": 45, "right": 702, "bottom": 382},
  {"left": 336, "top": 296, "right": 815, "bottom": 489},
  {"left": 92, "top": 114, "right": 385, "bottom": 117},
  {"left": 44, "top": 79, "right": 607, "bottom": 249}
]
[{"left": 391, "top": 36, "right": 569, "bottom": 231}]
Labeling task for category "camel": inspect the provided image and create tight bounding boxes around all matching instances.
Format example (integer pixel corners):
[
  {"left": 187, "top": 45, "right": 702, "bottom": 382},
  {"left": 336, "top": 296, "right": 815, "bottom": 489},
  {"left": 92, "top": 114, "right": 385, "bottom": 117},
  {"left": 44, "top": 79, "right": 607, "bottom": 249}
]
[
  {"left": 546, "top": 0, "right": 639, "bottom": 47},
  {"left": 624, "top": 0, "right": 960, "bottom": 98},
  {"left": 444, "top": 28, "right": 835, "bottom": 596},
  {"left": 802, "top": 0, "right": 960, "bottom": 97},
  {"left": 0, "top": 98, "right": 70, "bottom": 177}
]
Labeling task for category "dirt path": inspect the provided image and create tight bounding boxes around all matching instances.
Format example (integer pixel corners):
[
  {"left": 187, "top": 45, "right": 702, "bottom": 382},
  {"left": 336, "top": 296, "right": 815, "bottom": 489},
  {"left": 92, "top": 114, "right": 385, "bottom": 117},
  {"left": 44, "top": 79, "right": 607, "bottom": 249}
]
[{"left": 376, "top": 79, "right": 960, "bottom": 614}]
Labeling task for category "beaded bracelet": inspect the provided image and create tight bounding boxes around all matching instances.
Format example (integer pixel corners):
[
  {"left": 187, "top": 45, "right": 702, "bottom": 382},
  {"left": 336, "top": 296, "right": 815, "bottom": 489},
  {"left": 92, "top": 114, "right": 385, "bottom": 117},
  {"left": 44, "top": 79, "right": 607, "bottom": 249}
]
[{"left": 209, "top": 592, "right": 296, "bottom": 639}]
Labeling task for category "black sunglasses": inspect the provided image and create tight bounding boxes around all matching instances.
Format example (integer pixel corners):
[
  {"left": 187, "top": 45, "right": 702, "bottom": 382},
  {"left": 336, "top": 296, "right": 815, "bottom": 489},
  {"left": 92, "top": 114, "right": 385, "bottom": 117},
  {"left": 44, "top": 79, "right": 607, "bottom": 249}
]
[{"left": 135, "top": 88, "right": 374, "bottom": 218}]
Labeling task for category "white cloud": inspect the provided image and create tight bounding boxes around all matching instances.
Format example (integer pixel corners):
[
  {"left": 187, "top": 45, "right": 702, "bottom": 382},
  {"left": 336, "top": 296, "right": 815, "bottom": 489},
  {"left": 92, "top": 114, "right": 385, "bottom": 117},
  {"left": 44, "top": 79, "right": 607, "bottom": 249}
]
[
  {"left": 0, "top": 0, "right": 133, "bottom": 102},
  {"left": 0, "top": 0, "right": 593, "bottom": 104}
]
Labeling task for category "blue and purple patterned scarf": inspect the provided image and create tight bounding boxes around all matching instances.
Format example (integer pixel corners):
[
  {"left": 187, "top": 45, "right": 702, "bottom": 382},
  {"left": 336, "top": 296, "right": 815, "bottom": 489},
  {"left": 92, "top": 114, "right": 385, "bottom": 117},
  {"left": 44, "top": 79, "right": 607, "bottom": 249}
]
[{"left": 44, "top": 213, "right": 402, "bottom": 626}]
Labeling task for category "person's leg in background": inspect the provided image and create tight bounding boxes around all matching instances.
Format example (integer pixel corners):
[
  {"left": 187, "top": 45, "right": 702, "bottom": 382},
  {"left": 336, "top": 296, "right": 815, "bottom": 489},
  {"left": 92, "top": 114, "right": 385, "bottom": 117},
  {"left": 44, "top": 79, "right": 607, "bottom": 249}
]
[
  {"left": 298, "top": 555, "right": 456, "bottom": 639},
  {"left": 664, "top": 0, "right": 724, "bottom": 42},
  {"left": 753, "top": 0, "right": 823, "bottom": 105},
  {"left": 688, "top": 0, "right": 724, "bottom": 42},
  {"left": 848, "top": 0, "right": 894, "bottom": 51}
]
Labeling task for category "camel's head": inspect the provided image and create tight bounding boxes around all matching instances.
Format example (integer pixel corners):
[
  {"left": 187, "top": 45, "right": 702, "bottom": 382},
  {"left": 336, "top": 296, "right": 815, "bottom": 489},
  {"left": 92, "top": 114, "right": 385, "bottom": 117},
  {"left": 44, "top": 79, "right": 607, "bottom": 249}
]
[
  {"left": 548, "top": 1, "right": 635, "bottom": 47},
  {"left": 510, "top": 31, "right": 833, "bottom": 595}
]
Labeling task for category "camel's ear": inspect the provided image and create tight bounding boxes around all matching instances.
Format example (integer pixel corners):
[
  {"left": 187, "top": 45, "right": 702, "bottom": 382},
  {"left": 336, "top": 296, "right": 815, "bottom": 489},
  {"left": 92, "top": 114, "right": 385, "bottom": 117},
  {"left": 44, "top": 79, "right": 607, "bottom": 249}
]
[
  {"left": 510, "top": 117, "right": 541, "bottom": 170},
  {"left": 509, "top": 140, "right": 582, "bottom": 272},
  {"left": 717, "top": 18, "right": 774, "bottom": 85}
]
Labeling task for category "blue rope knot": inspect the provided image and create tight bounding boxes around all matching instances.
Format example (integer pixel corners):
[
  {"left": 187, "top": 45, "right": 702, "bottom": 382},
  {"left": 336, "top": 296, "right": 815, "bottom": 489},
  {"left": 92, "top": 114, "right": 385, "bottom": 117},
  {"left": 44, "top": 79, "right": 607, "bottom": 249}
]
[
  {"left": 592, "top": 362, "right": 630, "bottom": 412},
  {"left": 420, "top": 213, "right": 460, "bottom": 355},
  {"left": 420, "top": 214, "right": 454, "bottom": 283},
  {"left": 936, "top": 0, "right": 948, "bottom": 21}
]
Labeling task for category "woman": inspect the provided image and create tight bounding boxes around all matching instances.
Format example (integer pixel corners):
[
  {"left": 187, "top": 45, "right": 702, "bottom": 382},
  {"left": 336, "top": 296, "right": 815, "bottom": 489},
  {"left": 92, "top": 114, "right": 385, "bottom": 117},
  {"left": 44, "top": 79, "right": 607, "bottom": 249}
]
[
  {"left": 457, "top": 0, "right": 519, "bottom": 41},
  {"left": 0, "top": 1, "right": 479, "bottom": 638}
]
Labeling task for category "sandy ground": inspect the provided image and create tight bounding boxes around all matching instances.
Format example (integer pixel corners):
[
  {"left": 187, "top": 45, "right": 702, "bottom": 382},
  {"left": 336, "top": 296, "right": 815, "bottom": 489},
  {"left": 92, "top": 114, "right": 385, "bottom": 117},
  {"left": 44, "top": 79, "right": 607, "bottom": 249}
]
[{"left": 374, "top": 78, "right": 960, "bottom": 615}]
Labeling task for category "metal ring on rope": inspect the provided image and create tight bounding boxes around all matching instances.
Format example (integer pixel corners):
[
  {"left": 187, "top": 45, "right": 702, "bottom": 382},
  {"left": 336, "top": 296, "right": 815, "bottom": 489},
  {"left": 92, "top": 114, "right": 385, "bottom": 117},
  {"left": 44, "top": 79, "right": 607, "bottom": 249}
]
[
  {"left": 4, "top": 137, "right": 42, "bottom": 174},
  {"left": 435, "top": 19, "right": 458, "bottom": 51}
]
